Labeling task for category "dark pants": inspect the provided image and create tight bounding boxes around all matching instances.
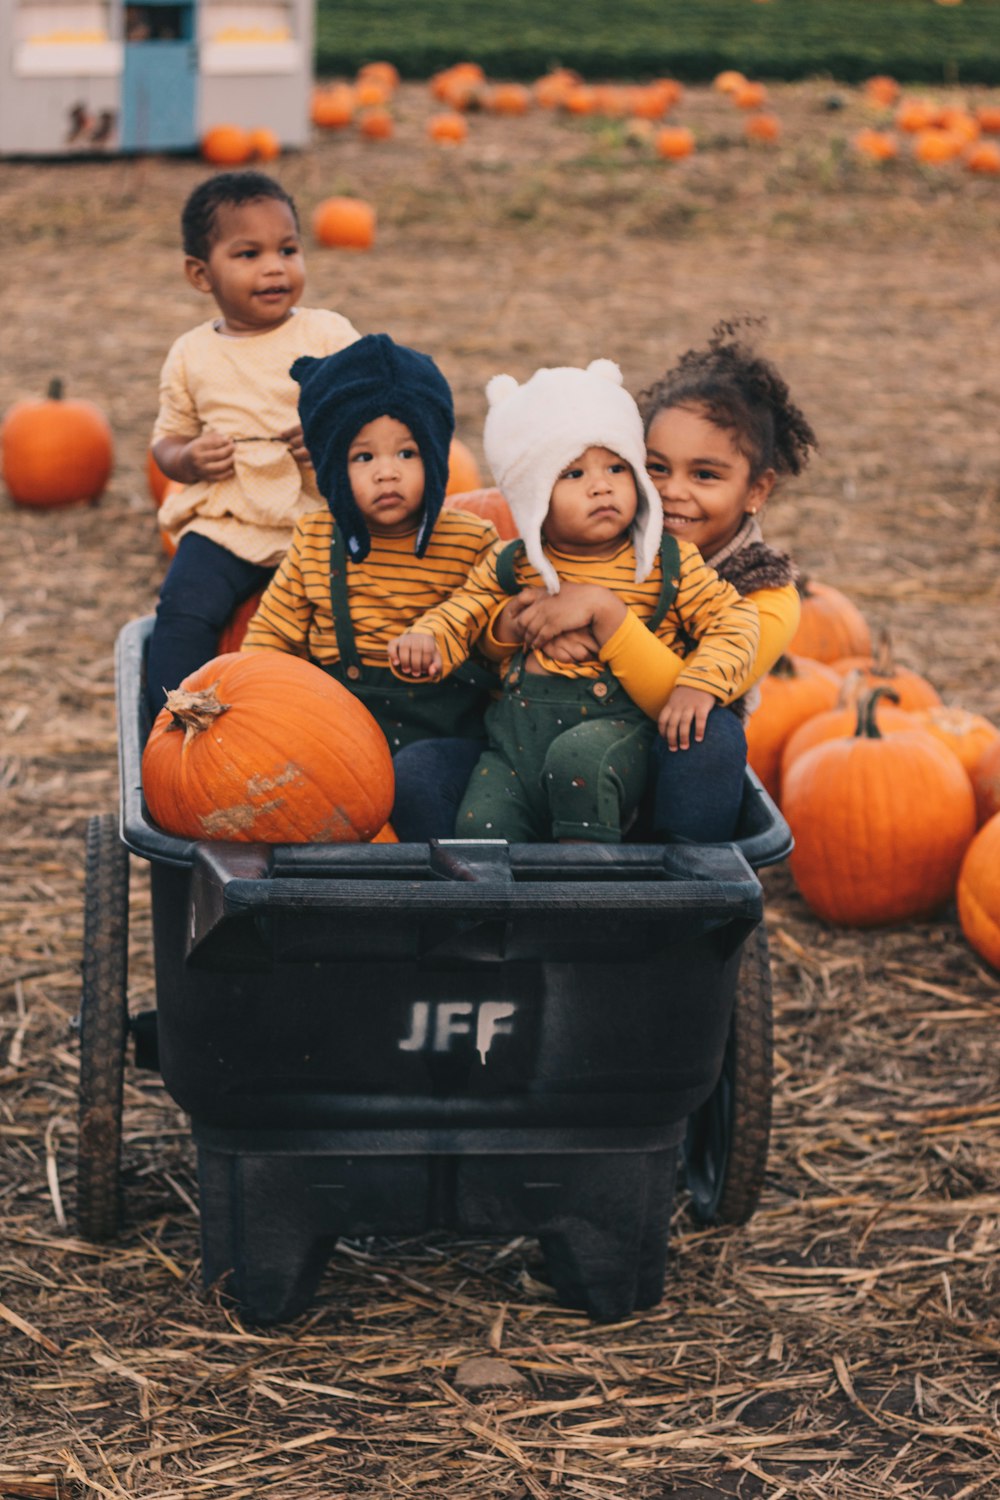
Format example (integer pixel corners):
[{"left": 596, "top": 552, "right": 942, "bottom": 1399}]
[
  {"left": 391, "top": 736, "right": 486, "bottom": 840},
  {"left": 145, "top": 533, "right": 273, "bottom": 719},
  {"left": 648, "top": 705, "right": 747, "bottom": 844}
]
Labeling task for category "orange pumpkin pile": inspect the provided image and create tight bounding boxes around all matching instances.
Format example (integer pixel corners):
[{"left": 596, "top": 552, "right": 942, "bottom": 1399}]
[{"left": 141, "top": 652, "right": 394, "bottom": 844}]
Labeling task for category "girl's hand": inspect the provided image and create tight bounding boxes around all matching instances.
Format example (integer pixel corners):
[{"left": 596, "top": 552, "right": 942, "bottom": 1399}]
[
  {"left": 495, "top": 588, "right": 546, "bottom": 644},
  {"left": 388, "top": 632, "right": 442, "bottom": 678},
  {"left": 518, "top": 583, "right": 626, "bottom": 649},
  {"left": 184, "top": 429, "right": 236, "bottom": 482},
  {"left": 658, "top": 686, "right": 716, "bottom": 750},
  {"left": 279, "top": 423, "right": 311, "bottom": 465},
  {"left": 542, "top": 627, "right": 601, "bottom": 664}
]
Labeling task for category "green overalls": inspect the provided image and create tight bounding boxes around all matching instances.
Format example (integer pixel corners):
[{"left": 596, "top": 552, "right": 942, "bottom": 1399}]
[
  {"left": 322, "top": 525, "right": 497, "bottom": 752},
  {"left": 456, "top": 535, "right": 681, "bottom": 843}
]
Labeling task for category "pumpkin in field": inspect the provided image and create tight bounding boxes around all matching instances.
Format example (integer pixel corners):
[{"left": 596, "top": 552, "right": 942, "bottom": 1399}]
[
  {"left": 745, "top": 113, "right": 781, "bottom": 144},
  {"left": 975, "top": 104, "right": 1000, "bottom": 134},
  {"left": 655, "top": 126, "right": 695, "bottom": 160},
  {"left": 908, "top": 706, "right": 999, "bottom": 781},
  {"left": 428, "top": 112, "right": 468, "bottom": 144},
  {"left": 864, "top": 76, "right": 900, "bottom": 108},
  {"left": 745, "top": 654, "right": 842, "bottom": 803},
  {"left": 312, "top": 197, "right": 376, "bottom": 250},
  {"left": 357, "top": 61, "right": 400, "bottom": 94},
  {"left": 142, "top": 652, "right": 394, "bottom": 844},
  {"left": 789, "top": 578, "right": 872, "bottom": 663},
  {"left": 354, "top": 78, "right": 391, "bottom": 110},
  {"left": 780, "top": 684, "right": 915, "bottom": 786},
  {"left": 248, "top": 127, "right": 281, "bottom": 162},
  {"left": 311, "top": 84, "right": 355, "bottom": 129},
  {"left": 146, "top": 447, "right": 170, "bottom": 506},
  {"left": 489, "top": 83, "right": 531, "bottom": 116},
  {"left": 446, "top": 438, "right": 482, "bottom": 495},
  {"left": 1, "top": 378, "right": 113, "bottom": 508},
  {"left": 830, "top": 634, "right": 941, "bottom": 711},
  {"left": 853, "top": 128, "right": 899, "bottom": 162},
  {"left": 957, "top": 814, "right": 1000, "bottom": 970},
  {"left": 734, "top": 81, "right": 768, "bottom": 110},
  {"left": 535, "top": 68, "right": 582, "bottom": 109},
  {"left": 783, "top": 692, "right": 977, "bottom": 927},
  {"left": 217, "top": 587, "right": 268, "bottom": 654},
  {"left": 914, "top": 128, "right": 963, "bottom": 164},
  {"left": 896, "top": 99, "right": 936, "bottom": 134},
  {"left": 443, "top": 487, "right": 519, "bottom": 540},
  {"left": 970, "top": 738, "right": 1000, "bottom": 826},
  {"left": 358, "top": 107, "right": 394, "bottom": 141},
  {"left": 965, "top": 141, "right": 1000, "bottom": 175},
  {"left": 200, "top": 125, "right": 253, "bottom": 165},
  {"left": 714, "top": 71, "right": 746, "bottom": 96}
]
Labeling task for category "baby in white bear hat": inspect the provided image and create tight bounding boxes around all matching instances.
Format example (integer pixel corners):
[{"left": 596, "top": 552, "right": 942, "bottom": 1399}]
[{"left": 388, "top": 359, "right": 760, "bottom": 843}]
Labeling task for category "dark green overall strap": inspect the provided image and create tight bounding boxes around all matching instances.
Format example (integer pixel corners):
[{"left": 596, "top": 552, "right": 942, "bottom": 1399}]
[
  {"left": 494, "top": 539, "right": 525, "bottom": 596},
  {"left": 647, "top": 532, "right": 681, "bottom": 632},
  {"left": 328, "top": 523, "right": 362, "bottom": 676}
]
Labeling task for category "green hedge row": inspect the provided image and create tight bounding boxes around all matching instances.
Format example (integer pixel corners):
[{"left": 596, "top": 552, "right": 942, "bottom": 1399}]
[{"left": 315, "top": 0, "right": 1000, "bottom": 85}]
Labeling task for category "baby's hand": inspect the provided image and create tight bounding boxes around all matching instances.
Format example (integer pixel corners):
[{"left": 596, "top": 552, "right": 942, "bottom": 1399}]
[
  {"left": 185, "top": 429, "right": 235, "bottom": 482},
  {"left": 517, "top": 584, "right": 622, "bottom": 649},
  {"left": 658, "top": 686, "right": 716, "bottom": 751},
  {"left": 279, "top": 423, "right": 311, "bottom": 466},
  {"left": 495, "top": 588, "right": 546, "bottom": 644},
  {"left": 388, "top": 632, "right": 442, "bottom": 679},
  {"left": 541, "top": 627, "right": 601, "bottom": 664}
]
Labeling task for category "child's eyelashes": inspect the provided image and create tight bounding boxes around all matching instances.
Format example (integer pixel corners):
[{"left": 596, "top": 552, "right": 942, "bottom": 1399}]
[{"left": 349, "top": 447, "right": 421, "bottom": 463}]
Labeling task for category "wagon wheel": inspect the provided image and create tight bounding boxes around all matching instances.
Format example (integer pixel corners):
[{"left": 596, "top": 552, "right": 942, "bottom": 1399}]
[
  {"left": 684, "top": 920, "right": 773, "bottom": 1225},
  {"left": 77, "top": 813, "right": 130, "bottom": 1240}
]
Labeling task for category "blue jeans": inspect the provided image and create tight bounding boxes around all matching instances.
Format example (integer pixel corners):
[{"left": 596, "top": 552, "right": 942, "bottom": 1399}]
[
  {"left": 391, "top": 736, "right": 486, "bottom": 841},
  {"left": 145, "top": 533, "right": 273, "bottom": 719},
  {"left": 648, "top": 706, "right": 747, "bottom": 844}
]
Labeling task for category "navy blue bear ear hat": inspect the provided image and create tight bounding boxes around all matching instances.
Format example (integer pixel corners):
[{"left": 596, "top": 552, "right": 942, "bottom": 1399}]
[{"left": 291, "top": 333, "right": 455, "bottom": 564}]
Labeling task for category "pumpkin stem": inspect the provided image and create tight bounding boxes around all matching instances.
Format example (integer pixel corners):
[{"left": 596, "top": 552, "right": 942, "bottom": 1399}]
[
  {"left": 836, "top": 667, "right": 866, "bottom": 707},
  {"left": 854, "top": 685, "right": 901, "bottom": 740},
  {"left": 47, "top": 377, "right": 64, "bottom": 401},
  {"left": 771, "top": 653, "right": 797, "bottom": 678},
  {"left": 164, "top": 683, "right": 231, "bottom": 745},
  {"left": 870, "top": 628, "right": 895, "bottom": 677}
]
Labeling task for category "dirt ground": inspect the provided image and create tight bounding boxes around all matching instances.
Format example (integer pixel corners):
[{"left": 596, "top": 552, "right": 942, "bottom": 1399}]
[{"left": 1, "top": 81, "right": 998, "bottom": 1498}]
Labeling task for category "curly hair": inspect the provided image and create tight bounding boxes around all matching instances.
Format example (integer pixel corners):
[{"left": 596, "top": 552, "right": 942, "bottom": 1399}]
[
  {"left": 181, "top": 171, "right": 300, "bottom": 261},
  {"left": 638, "top": 317, "right": 818, "bottom": 480}
]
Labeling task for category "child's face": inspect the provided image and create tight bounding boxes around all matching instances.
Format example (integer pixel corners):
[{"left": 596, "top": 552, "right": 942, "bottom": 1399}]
[
  {"left": 543, "top": 446, "right": 638, "bottom": 556},
  {"left": 184, "top": 197, "right": 305, "bottom": 335},
  {"left": 645, "top": 404, "right": 775, "bottom": 559},
  {"left": 347, "top": 416, "right": 425, "bottom": 535}
]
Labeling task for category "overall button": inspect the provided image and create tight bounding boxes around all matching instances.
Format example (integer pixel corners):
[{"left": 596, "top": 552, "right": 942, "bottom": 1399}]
[
  {"left": 592, "top": 681, "right": 608, "bottom": 699},
  {"left": 346, "top": 665, "right": 361, "bottom": 681}
]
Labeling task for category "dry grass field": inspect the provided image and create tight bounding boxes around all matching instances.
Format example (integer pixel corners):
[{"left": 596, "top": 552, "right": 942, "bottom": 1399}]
[{"left": 1, "top": 80, "right": 998, "bottom": 1498}]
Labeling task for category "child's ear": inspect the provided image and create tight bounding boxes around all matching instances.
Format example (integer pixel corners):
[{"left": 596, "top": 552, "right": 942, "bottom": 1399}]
[
  {"left": 747, "top": 467, "right": 776, "bottom": 517},
  {"left": 184, "top": 256, "right": 213, "bottom": 295}
]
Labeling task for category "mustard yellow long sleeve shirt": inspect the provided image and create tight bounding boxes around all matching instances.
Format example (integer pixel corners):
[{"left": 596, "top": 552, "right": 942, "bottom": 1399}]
[{"left": 406, "top": 537, "right": 760, "bottom": 706}]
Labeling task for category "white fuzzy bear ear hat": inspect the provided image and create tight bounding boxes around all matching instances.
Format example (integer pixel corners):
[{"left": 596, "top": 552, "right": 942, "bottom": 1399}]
[{"left": 483, "top": 358, "right": 663, "bottom": 593}]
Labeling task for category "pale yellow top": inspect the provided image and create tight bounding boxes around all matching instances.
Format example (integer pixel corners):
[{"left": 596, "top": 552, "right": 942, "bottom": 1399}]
[{"left": 152, "top": 307, "right": 360, "bottom": 565}]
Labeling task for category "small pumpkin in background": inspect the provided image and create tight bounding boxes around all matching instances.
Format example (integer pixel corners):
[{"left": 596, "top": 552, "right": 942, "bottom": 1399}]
[
  {"left": 713, "top": 71, "right": 746, "bottom": 96},
  {"left": 146, "top": 447, "right": 170, "bottom": 506},
  {"left": 908, "top": 706, "right": 999, "bottom": 781},
  {"left": 201, "top": 125, "right": 253, "bottom": 165},
  {"left": 853, "top": 128, "right": 899, "bottom": 162},
  {"left": 745, "top": 113, "right": 781, "bottom": 144},
  {"left": 445, "top": 438, "right": 482, "bottom": 495},
  {"left": 248, "top": 127, "right": 281, "bottom": 162},
  {"left": 443, "top": 487, "right": 518, "bottom": 540},
  {"left": 311, "top": 84, "right": 355, "bottom": 129},
  {"left": 864, "top": 76, "right": 900, "bottom": 108},
  {"left": 142, "top": 652, "right": 394, "bottom": 844},
  {"left": 1, "top": 378, "right": 113, "bottom": 508},
  {"left": 312, "top": 196, "right": 377, "bottom": 250},
  {"left": 830, "top": 633, "right": 941, "bottom": 712},
  {"left": 744, "top": 654, "right": 842, "bottom": 804},
  {"left": 782, "top": 691, "right": 977, "bottom": 928},
  {"left": 655, "top": 126, "right": 695, "bottom": 160},
  {"left": 957, "top": 814, "right": 1000, "bottom": 971},
  {"left": 534, "top": 68, "right": 582, "bottom": 109},
  {"left": 788, "top": 578, "right": 872, "bottom": 663},
  {"left": 356, "top": 61, "right": 400, "bottom": 94},
  {"left": 970, "top": 738, "right": 1000, "bottom": 827},
  {"left": 489, "top": 83, "right": 531, "bottom": 116},
  {"left": 358, "top": 108, "right": 394, "bottom": 141},
  {"left": 428, "top": 112, "right": 468, "bottom": 144}
]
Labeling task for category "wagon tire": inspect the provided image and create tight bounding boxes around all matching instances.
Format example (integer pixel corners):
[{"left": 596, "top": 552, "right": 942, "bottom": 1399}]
[
  {"left": 77, "top": 813, "right": 129, "bottom": 1241},
  {"left": 684, "top": 920, "right": 773, "bottom": 1225}
]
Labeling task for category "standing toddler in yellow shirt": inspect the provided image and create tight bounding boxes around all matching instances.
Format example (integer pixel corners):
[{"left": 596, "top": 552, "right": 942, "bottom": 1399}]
[{"left": 145, "top": 170, "right": 359, "bottom": 718}]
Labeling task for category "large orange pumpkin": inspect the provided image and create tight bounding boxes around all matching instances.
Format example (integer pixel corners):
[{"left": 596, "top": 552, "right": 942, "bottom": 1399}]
[
  {"left": 957, "top": 814, "right": 1000, "bottom": 970},
  {"left": 312, "top": 196, "right": 376, "bottom": 250},
  {"left": 788, "top": 578, "right": 872, "bottom": 663},
  {"left": 969, "top": 738, "right": 1000, "bottom": 827},
  {"left": 443, "top": 487, "right": 519, "bottom": 540},
  {"left": 141, "top": 652, "right": 394, "bottom": 844},
  {"left": 1, "top": 378, "right": 113, "bottom": 508},
  {"left": 783, "top": 693, "right": 977, "bottom": 927},
  {"left": 745, "top": 654, "right": 842, "bottom": 803},
  {"left": 446, "top": 438, "right": 482, "bottom": 495},
  {"left": 780, "top": 684, "right": 914, "bottom": 786},
  {"left": 830, "top": 635, "right": 941, "bottom": 712}
]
